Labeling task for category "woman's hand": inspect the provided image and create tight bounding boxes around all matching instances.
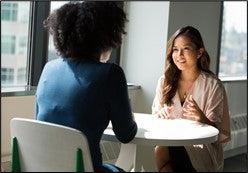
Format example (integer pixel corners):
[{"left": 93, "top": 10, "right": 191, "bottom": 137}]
[
  {"left": 182, "top": 95, "right": 215, "bottom": 126},
  {"left": 156, "top": 105, "right": 173, "bottom": 119}
]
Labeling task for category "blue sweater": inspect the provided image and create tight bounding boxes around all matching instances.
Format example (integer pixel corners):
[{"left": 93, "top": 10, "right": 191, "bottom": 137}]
[{"left": 36, "top": 57, "right": 137, "bottom": 169}]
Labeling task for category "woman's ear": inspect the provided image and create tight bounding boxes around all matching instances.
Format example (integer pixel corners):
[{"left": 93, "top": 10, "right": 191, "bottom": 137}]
[
  {"left": 197, "top": 48, "right": 204, "bottom": 59},
  {"left": 100, "top": 49, "right": 112, "bottom": 63}
]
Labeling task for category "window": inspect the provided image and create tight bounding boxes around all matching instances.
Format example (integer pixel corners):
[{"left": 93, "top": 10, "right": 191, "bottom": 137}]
[
  {"left": 17, "top": 68, "right": 26, "bottom": 84},
  {"left": 1, "top": 68, "right": 14, "bottom": 85},
  {"left": 1, "top": 2, "right": 18, "bottom": 21},
  {"left": 18, "top": 36, "right": 28, "bottom": 55},
  {"left": 1, "top": 1, "right": 31, "bottom": 89},
  {"left": 1, "top": 35, "right": 16, "bottom": 54},
  {"left": 218, "top": 1, "right": 247, "bottom": 80}
]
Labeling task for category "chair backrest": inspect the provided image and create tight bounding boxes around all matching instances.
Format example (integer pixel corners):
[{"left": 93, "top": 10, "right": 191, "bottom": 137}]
[{"left": 10, "top": 118, "right": 94, "bottom": 172}]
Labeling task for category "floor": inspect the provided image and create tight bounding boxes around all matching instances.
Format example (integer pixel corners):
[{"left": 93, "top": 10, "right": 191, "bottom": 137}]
[
  {"left": 223, "top": 153, "right": 247, "bottom": 172},
  {"left": 1, "top": 154, "right": 247, "bottom": 172}
]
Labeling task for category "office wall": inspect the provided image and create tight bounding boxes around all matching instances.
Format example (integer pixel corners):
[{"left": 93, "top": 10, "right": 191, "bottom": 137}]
[
  {"left": 121, "top": 1, "right": 170, "bottom": 113},
  {"left": 1, "top": 96, "right": 35, "bottom": 161},
  {"left": 223, "top": 81, "right": 247, "bottom": 116}
]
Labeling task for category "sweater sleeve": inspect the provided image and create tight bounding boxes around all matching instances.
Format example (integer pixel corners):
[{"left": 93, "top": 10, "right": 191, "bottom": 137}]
[
  {"left": 205, "top": 81, "right": 231, "bottom": 143},
  {"left": 106, "top": 64, "right": 137, "bottom": 143},
  {"left": 152, "top": 76, "right": 164, "bottom": 115}
]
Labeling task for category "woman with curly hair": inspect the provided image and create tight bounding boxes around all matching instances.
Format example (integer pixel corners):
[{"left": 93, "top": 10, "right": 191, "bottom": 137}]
[
  {"left": 36, "top": 2, "right": 137, "bottom": 172},
  {"left": 152, "top": 26, "right": 230, "bottom": 172}
]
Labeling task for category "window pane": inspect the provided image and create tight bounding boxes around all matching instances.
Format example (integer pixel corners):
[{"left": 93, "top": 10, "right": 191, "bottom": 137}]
[
  {"left": 1, "top": 35, "right": 16, "bottom": 54},
  {"left": 1, "top": 1, "right": 31, "bottom": 89},
  {"left": 219, "top": 2, "right": 247, "bottom": 79},
  {"left": 1, "top": 68, "right": 14, "bottom": 85},
  {"left": 17, "top": 67, "right": 26, "bottom": 84},
  {"left": 1, "top": 3, "right": 11, "bottom": 21}
]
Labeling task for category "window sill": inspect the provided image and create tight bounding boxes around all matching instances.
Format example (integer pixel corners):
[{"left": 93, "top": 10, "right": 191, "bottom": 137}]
[
  {"left": 127, "top": 83, "right": 141, "bottom": 90},
  {"left": 1, "top": 86, "right": 37, "bottom": 97},
  {"left": 219, "top": 76, "right": 247, "bottom": 82},
  {"left": 1, "top": 83, "right": 141, "bottom": 97}
]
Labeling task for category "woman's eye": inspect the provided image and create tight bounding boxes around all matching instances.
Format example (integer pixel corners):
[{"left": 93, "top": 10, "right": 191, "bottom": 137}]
[{"left": 173, "top": 49, "right": 178, "bottom": 52}]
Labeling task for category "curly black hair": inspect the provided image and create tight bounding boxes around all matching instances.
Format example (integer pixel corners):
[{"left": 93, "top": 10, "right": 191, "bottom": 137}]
[{"left": 44, "top": 2, "right": 127, "bottom": 60}]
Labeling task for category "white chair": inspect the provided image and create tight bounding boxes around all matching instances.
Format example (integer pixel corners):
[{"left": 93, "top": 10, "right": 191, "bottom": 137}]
[{"left": 10, "top": 118, "right": 94, "bottom": 172}]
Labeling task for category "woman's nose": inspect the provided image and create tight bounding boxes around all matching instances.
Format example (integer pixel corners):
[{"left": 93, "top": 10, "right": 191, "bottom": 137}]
[{"left": 178, "top": 49, "right": 183, "bottom": 55}]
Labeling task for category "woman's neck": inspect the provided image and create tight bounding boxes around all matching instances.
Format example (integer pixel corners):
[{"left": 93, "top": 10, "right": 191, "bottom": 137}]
[{"left": 180, "top": 68, "right": 200, "bottom": 82}]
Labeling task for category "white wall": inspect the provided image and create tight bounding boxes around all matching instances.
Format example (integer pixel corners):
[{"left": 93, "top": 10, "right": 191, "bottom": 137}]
[
  {"left": 1, "top": 96, "right": 35, "bottom": 161},
  {"left": 223, "top": 81, "right": 247, "bottom": 116},
  {"left": 121, "top": 1, "right": 170, "bottom": 113}
]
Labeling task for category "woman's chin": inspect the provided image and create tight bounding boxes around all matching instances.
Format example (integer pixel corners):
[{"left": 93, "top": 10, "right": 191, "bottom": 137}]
[{"left": 176, "top": 65, "right": 186, "bottom": 71}]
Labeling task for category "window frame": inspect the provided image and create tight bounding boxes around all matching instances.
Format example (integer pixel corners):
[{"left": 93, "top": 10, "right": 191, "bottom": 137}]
[
  {"left": 1, "top": 1, "right": 50, "bottom": 96},
  {"left": 27, "top": 1, "right": 50, "bottom": 87},
  {"left": 217, "top": 1, "right": 247, "bottom": 82}
]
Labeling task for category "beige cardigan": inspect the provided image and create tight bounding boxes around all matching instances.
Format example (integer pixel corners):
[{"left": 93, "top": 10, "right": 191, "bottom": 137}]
[{"left": 152, "top": 71, "right": 231, "bottom": 171}]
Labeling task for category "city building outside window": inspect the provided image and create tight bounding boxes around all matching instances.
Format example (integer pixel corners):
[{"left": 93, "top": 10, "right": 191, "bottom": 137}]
[
  {"left": 18, "top": 36, "right": 28, "bottom": 55},
  {"left": 1, "top": 35, "right": 16, "bottom": 54},
  {"left": 1, "top": 68, "right": 14, "bottom": 85},
  {"left": 17, "top": 67, "right": 26, "bottom": 84},
  {"left": 218, "top": 1, "right": 247, "bottom": 80},
  {"left": 1, "top": 2, "right": 18, "bottom": 21},
  {"left": 1, "top": 1, "right": 31, "bottom": 89}
]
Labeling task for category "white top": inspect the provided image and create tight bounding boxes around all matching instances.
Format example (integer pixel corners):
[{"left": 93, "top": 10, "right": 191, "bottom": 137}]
[{"left": 103, "top": 113, "right": 219, "bottom": 146}]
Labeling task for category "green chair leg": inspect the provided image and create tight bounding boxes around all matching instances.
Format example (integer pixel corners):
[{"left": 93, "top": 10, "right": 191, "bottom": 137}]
[
  {"left": 11, "top": 137, "right": 21, "bottom": 172},
  {"left": 76, "top": 148, "right": 84, "bottom": 172}
]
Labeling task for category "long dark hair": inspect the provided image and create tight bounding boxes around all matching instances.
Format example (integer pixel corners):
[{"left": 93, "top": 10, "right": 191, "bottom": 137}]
[{"left": 161, "top": 26, "right": 214, "bottom": 106}]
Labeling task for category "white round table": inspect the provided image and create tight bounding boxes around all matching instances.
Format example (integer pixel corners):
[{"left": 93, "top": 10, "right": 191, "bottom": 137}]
[{"left": 102, "top": 113, "right": 219, "bottom": 171}]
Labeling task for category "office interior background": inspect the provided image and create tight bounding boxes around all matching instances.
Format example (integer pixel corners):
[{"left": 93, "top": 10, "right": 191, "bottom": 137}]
[{"left": 1, "top": 1, "right": 247, "bottom": 172}]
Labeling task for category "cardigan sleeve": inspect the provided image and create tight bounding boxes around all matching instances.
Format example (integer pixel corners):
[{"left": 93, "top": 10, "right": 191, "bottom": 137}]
[{"left": 106, "top": 64, "right": 137, "bottom": 143}]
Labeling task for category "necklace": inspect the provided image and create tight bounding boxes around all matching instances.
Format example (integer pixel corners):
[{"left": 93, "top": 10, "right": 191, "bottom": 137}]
[
  {"left": 180, "top": 86, "right": 190, "bottom": 101},
  {"left": 183, "top": 92, "right": 187, "bottom": 99}
]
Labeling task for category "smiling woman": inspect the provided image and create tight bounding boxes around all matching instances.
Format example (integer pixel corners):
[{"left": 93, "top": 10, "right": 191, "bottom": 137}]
[{"left": 152, "top": 26, "right": 230, "bottom": 172}]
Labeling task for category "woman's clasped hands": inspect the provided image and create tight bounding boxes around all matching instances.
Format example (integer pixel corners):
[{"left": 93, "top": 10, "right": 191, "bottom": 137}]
[{"left": 182, "top": 95, "right": 208, "bottom": 123}]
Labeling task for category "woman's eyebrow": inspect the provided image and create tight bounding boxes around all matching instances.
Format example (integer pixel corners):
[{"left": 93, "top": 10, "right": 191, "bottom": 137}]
[
  {"left": 183, "top": 43, "right": 194, "bottom": 47},
  {"left": 173, "top": 44, "right": 193, "bottom": 47}
]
